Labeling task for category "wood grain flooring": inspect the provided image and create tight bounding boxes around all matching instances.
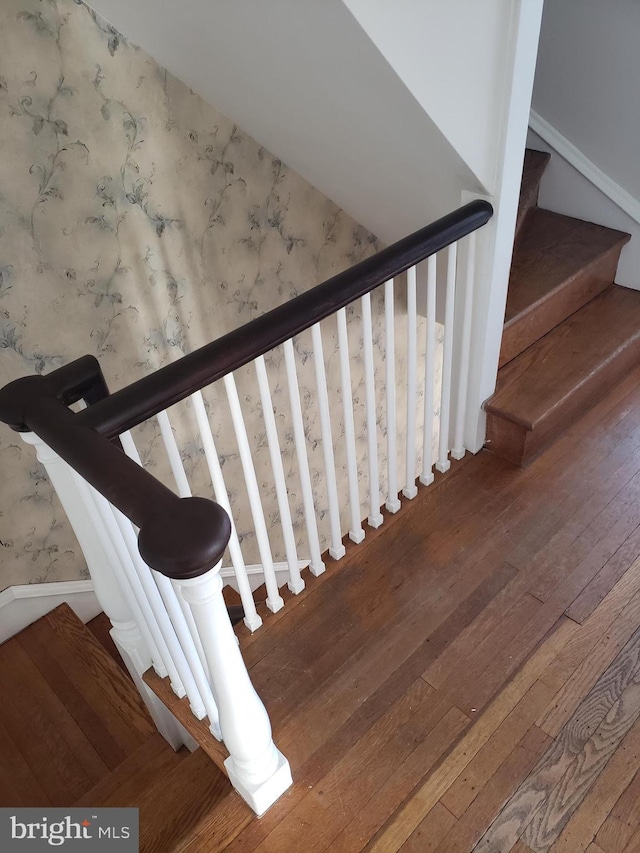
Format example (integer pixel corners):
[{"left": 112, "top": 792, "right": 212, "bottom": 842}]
[
  {"left": 214, "top": 360, "right": 640, "bottom": 853},
  {"left": 0, "top": 604, "right": 241, "bottom": 853},
  {"left": 6, "top": 364, "right": 640, "bottom": 850}
]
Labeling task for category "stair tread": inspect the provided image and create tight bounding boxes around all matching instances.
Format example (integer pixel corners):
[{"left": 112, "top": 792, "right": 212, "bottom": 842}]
[
  {"left": 487, "top": 285, "right": 640, "bottom": 429},
  {"left": 74, "top": 733, "right": 186, "bottom": 807},
  {"left": 0, "top": 604, "right": 155, "bottom": 806},
  {"left": 136, "top": 747, "right": 235, "bottom": 853},
  {"left": 506, "top": 209, "right": 631, "bottom": 325},
  {"left": 515, "top": 148, "right": 550, "bottom": 235}
]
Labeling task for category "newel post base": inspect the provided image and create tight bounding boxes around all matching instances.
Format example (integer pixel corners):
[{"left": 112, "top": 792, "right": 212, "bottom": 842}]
[
  {"left": 178, "top": 564, "right": 293, "bottom": 816},
  {"left": 225, "top": 747, "right": 293, "bottom": 819}
]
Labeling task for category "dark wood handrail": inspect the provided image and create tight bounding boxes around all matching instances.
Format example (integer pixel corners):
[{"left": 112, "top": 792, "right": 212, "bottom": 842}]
[
  {"left": 78, "top": 200, "right": 493, "bottom": 439},
  {"left": 0, "top": 200, "right": 492, "bottom": 579}
]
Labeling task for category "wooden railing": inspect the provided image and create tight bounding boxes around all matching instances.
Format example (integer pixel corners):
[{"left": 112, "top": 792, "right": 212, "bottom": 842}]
[{"left": 0, "top": 199, "right": 493, "bottom": 815}]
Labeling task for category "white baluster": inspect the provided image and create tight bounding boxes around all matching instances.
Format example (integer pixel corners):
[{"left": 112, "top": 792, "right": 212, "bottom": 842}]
[
  {"left": 79, "top": 482, "right": 176, "bottom": 685},
  {"left": 223, "top": 373, "right": 284, "bottom": 613},
  {"left": 190, "top": 391, "right": 263, "bottom": 631},
  {"left": 337, "top": 307, "right": 365, "bottom": 544},
  {"left": 403, "top": 266, "right": 419, "bottom": 499},
  {"left": 361, "top": 293, "right": 383, "bottom": 528},
  {"left": 111, "top": 507, "right": 222, "bottom": 734},
  {"left": 178, "top": 564, "right": 293, "bottom": 815},
  {"left": 283, "top": 339, "right": 325, "bottom": 576},
  {"left": 384, "top": 279, "right": 401, "bottom": 513},
  {"left": 254, "top": 356, "right": 305, "bottom": 594},
  {"left": 21, "top": 433, "right": 196, "bottom": 749},
  {"left": 88, "top": 487, "right": 189, "bottom": 701},
  {"left": 452, "top": 231, "right": 476, "bottom": 460},
  {"left": 420, "top": 255, "right": 437, "bottom": 486},
  {"left": 156, "top": 409, "right": 192, "bottom": 497},
  {"left": 436, "top": 242, "right": 458, "bottom": 473},
  {"left": 154, "top": 411, "right": 213, "bottom": 676},
  {"left": 311, "top": 323, "right": 346, "bottom": 560}
]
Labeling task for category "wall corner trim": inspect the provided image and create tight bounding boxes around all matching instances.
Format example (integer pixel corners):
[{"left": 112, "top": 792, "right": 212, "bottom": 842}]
[
  {"left": 0, "top": 580, "right": 100, "bottom": 644},
  {"left": 529, "top": 110, "right": 640, "bottom": 226}
]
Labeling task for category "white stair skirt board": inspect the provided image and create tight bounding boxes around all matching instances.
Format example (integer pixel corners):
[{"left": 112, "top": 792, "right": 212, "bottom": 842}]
[
  {"left": 528, "top": 111, "right": 640, "bottom": 290},
  {"left": 0, "top": 579, "right": 101, "bottom": 644},
  {"left": 529, "top": 110, "right": 640, "bottom": 226},
  {"left": 221, "top": 561, "right": 310, "bottom": 595}
]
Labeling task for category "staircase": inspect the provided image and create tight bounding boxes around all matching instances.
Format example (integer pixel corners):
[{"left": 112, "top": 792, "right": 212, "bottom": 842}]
[
  {"left": 485, "top": 148, "right": 640, "bottom": 466},
  {"left": 0, "top": 605, "right": 252, "bottom": 852}
]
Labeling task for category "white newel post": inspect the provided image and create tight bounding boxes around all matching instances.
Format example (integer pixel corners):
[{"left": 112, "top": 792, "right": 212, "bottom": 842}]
[
  {"left": 178, "top": 563, "right": 293, "bottom": 815},
  {"left": 20, "top": 432, "right": 193, "bottom": 751}
]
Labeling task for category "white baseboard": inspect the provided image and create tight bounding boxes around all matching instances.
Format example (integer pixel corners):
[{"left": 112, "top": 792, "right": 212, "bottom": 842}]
[
  {"left": 221, "top": 560, "right": 310, "bottom": 594},
  {"left": 0, "top": 560, "right": 311, "bottom": 645},
  {"left": 529, "top": 110, "right": 640, "bottom": 226},
  {"left": 0, "top": 580, "right": 101, "bottom": 644}
]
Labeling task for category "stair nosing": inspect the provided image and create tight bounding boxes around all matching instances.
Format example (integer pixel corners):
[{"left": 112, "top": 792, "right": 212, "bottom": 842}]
[
  {"left": 504, "top": 240, "right": 629, "bottom": 331},
  {"left": 488, "top": 305, "right": 640, "bottom": 431}
]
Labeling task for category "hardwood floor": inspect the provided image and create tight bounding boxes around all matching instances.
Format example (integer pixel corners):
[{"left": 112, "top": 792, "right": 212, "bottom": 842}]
[
  {"left": 215, "top": 360, "right": 640, "bottom": 853},
  {"left": 5, "top": 362, "right": 640, "bottom": 850}
]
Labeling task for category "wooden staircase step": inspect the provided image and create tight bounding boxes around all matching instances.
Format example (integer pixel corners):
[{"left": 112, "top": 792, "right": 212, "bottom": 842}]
[
  {"left": 500, "top": 209, "right": 631, "bottom": 368},
  {"left": 74, "top": 733, "right": 187, "bottom": 808},
  {"left": 86, "top": 611, "right": 130, "bottom": 676},
  {"left": 143, "top": 668, "right": 230, "bottom": 774},
  {"left": 0, "top": 603, "right": 155, "bottom": 807},
  {"left": 486, "top": 285, "right": 640, "bottom": 466},
  {"left": 515, "top": 148, "right": 550, "bottom": 241},
  {"left": 135, "top": 747, "right": 242, "bottom": 853}
]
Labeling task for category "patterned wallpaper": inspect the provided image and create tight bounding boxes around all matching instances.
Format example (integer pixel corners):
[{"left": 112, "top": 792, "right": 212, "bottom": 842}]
[{"left": 0, "top": 0, "right": 434, "bottom": 591}]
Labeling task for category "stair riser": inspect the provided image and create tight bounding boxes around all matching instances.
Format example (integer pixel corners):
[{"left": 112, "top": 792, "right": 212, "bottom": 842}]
[
  {"left": 514, "top": 198, "right": 538, "bottom": 247},
  {"left": 487, "top": 333, "right": 640, "bottom": 466},
  {"left": 515, "top": 150, "right": 551, "bottom": 244},
  {"left": 499, "top": 245, "right": 625, "bottom": 368}
]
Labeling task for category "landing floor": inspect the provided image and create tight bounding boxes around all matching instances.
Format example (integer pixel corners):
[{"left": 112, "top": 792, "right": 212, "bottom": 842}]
[{"left": 215, "top": 361, "right": 640, "bottom": 853}]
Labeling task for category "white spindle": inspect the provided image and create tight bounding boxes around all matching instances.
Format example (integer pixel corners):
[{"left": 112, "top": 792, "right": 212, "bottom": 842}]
[
  {"left": 178, "top": 564, "right": 293, "bottom": 815},
  {"left": 153, "top": 411, "right": 211, "bottom": 677},
  {"left": 190, "top": 391, "right": 263, "bottom": 632},
  {"left": 420, "top": 255, "right": 437, "bottom": 486},
  {"left": 102, "top": 497, "right": 207, "bottom": 710},
  {"left": 254, "top": 356, "right": 305, "bottom": 594},
  {"left": 384, "top": 279, "right": 401, "bottom": 512},
  {"left": 283, "top": 339, "right": 325, "bottom": 576},
  {"left": 120, "top": 429, "right": 142, "bottom": 465},
  {"left": 20, "top": 434, "right": 190, "bottom": 750},
  {"left": 361, "top": 293, "right": 383, "bottom": 528},
  {"left": 111, "top": 508, "right": 223, "bottom": 733},
  {"left": 403, "top": 266, "right": 419, "bottom": 499},
  {"left": 436, "top": 242, "right": 458, "bottom": 473},
  {"left": 337, "top": 307, "right": 365, "bottom": 544},
  {"left": 311, "top": 323, "right": 346, "bottom": 560},
  {"left": 223, "top": 373, "right": 284, "bottom": 613},
  {"left": 156, "top": 409, "right": 192, "bottom": 497},
  {"left": 80, "top": 480, "right": 185, "bottom": 693},
  {"left": 452, "top": 231, "right": 476, "bottom": 459}
]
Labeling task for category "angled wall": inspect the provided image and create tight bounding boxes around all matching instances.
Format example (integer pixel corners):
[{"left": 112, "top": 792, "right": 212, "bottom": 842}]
[
  {"left": 86, "top": 0, "right": 482, "bottom": 242},
  {"left": 342, "top": 0, "right": 516, "bottom": 194}
]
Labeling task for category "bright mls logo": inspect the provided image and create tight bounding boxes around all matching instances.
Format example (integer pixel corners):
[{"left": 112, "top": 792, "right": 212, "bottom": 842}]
[{"left": 1, "top": 809, "right": 138, "bottom": 851}]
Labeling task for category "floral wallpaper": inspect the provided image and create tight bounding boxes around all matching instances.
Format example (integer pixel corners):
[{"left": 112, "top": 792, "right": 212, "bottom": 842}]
[{"left": 0, "top": 0, "right": 436, "bottom": 592}]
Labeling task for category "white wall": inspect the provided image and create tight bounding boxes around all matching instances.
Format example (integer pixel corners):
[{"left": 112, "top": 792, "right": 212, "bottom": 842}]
[
  {"left": 342, "top": 0, "right": 516, "bottom": 193},
  {"left": 87, "top": 0, "right": 481, "bottom": 244},
  {"left": 533, "top": 0, "right": 640, "bottom": 201},
  {"left": 527, "top": 129, "right": 639, "bottom": 289},
  {"left": 530, "top": 0, "right": 640, "bottom": 289},
  {"left": 86, "top": 0, "right": 544, "bottom": 450}
]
